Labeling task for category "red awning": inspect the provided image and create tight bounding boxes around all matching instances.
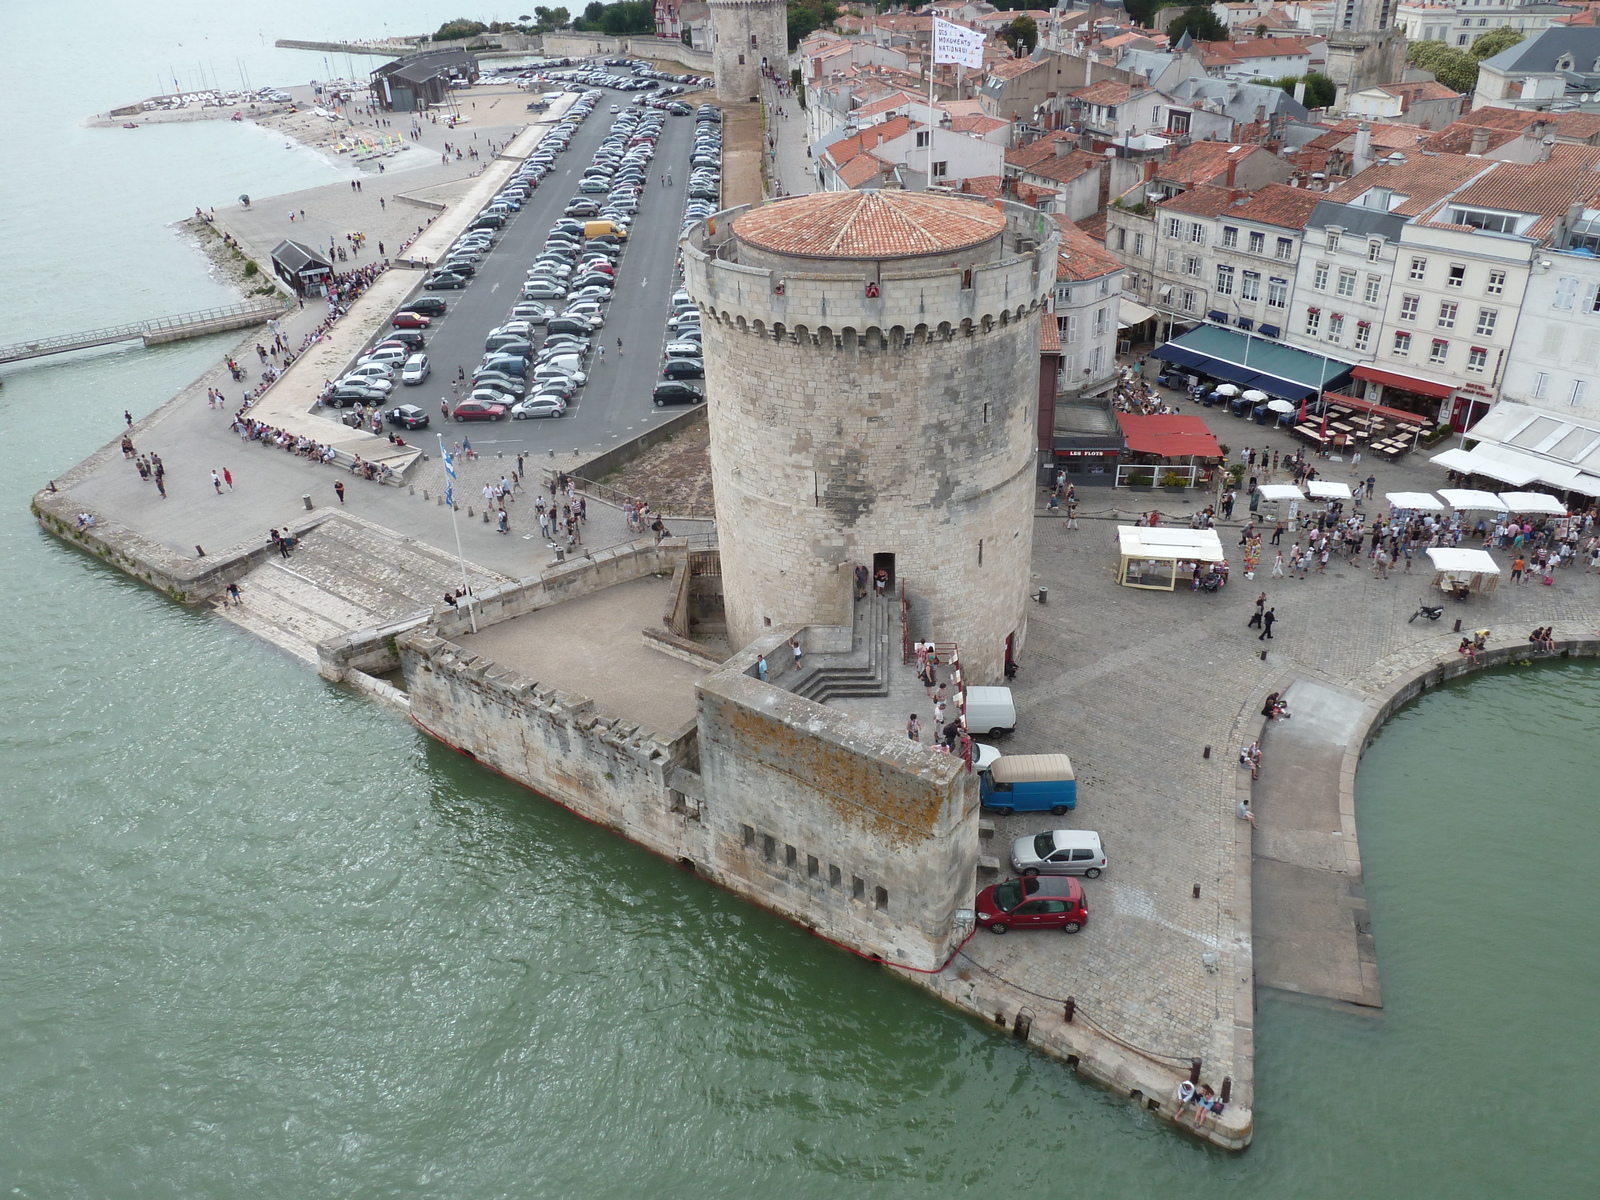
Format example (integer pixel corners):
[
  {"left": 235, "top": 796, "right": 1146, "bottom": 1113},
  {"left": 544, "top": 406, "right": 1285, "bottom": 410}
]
[
  {"left": 1351, "top": 365, "right": 1454, "bottom": 400},
  {"left": 1116, "top": 412, "right": 1223, "bottom": 458},
  {"left": 1322, "top": 391, "right": 1429, "bottom": 426}
]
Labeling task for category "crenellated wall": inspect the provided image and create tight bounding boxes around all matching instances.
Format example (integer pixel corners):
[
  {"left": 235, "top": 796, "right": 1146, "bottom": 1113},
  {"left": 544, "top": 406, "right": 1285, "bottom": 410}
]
[{"left": 708, "top": 0, "right": 788, "bottom": 102}]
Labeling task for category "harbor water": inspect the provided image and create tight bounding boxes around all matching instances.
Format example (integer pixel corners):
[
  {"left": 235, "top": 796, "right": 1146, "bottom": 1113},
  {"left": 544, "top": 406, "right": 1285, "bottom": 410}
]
[{"left": 2, "top": 3, "right": 1596, "bottom": 1194}]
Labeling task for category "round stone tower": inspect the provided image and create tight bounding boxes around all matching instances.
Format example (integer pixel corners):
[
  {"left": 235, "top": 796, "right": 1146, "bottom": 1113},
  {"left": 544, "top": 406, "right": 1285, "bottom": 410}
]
[
  {"left": 708, "top": 0, "right": 789, "bottom": 104},
  {"left": 682, "top": 190, "right": 1061, "bottom": 683}
]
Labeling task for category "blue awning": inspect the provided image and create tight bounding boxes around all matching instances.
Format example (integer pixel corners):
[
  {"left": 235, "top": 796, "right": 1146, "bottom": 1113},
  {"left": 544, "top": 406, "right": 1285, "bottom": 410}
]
[
  {"left": 1207, "top": 310, "right": 1228, "bottom": 323},
  {"left": 1258, "top": 324, "right": 1280, "bottom": 339},
  {"left": 1152, "top": 324, "right": 1351, "bottom": 402}
]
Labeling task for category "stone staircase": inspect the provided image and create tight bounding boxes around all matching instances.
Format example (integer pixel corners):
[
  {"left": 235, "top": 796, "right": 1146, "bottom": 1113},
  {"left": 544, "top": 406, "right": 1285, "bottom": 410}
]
[
  {"left": 216, "top": 513, "right": 511, "bottom": 664},
  {"left": 791, "top": 594, "right": 893, "bottom": 703}
]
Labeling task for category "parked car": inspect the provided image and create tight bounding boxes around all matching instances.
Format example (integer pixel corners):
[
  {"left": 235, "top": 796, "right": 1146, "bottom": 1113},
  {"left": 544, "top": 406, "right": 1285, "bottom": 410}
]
[
  {"left": 391, "top": 311, "right": 431, "bottom": 329},
  {"left": 425, "top": 272, "right": 468, "bottom": 290},
  {"left": 512, "top": 395, "right": 568, "bottom": 419},
  {"left": 975, "top": 875, "right": 1088, "bottom": 935},
  {"left": 661, "top": 357, "right": 704, "bottom": 380},
  {"left": 386, "top": 404, "right": 431, "bottom": 429},
  {"left": 384, "top": 329, "right": 426, "bottom": 349},
  {"left": 343, "top": 361, "right": 395, "bottom": 382},
  {"left": 326, "top": 384, "right": 387, "bottom": 408},
  {"left": 400, "top": 296, "right": 448, "bottom": 316},
  {"left": 1009, "top": 830, "right": 1107, "bottom": 878},
  {"left": 398, "top": 354, "right": 430, "bottom": 385},
  {"left": 471, "top": 375, "right": 527, "bottom": 399},
  {"left": 337, "top": 374, "right": 392, "bottom": 395},
  {"left": 652, "top": 381, "right": 704, "bottom": 407},
  {"left": 359, "top": 346, "right": 409, "bottom": 368},
  {"left": 451, "top": 398, "right": 508, "bottom": 421}
]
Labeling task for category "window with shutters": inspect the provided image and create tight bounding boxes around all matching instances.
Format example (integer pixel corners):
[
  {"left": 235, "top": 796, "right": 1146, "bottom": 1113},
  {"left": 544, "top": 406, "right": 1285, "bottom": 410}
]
[
  {"left": 1055, "top": 283, "right": 1073, "bottom": 303},
  {"left": 1185, "top": 255, "right": 1203, "bottom": 277},
  {"left": 1166, "top": 249, "right": 1178, "bottom": 271},
  {"left": 1337, "top": 270, "right": 1356, "bottom": 298},
  {"left": 1392, "top": 330, "right": 1411, "bottom": 356},
  {"left": 1365, "top": 276, "right": 1382, "bottom": 304},
  {"left": 1134, "top": 232, "right": 1146, "bottom": 256},
  {"left": 1165, "top": 217, "right": 1183, "bottom": 238},
  {"left": 1241, "top": 271, "right": 1260, "bottom": 301},
  {"left": 1093, "top": 307, "right": 1109, "bottom": 337},
  {"left": 1267, "top": 278, "right": 1287, "bottom": 308},
  {"left": 1586, "top": 282, "right": 1600, "bottom": 314},
  {"left": 1060, "top": 314, "right": 1078, "bottom": 343},
  {"left": 1533, "top": 371, "right": 1550, "bottom": 398},
  {"left": 1572, "top": 379, "right": 1588, "bottom": 405},
  {"left": 1476, "top": 309, "right": 1498, "bottom": 336},
  {"left": 1181, "top": 289, "right": 1198, "bottom": 312},
  {"left": 1430, "top": 338, "right": 1450, "bottom": 364},
  {"left": 1216, "top": 265, "right": 1235, "bottom": 295},
  {"left": 1190, "top": 222, "right": 1206, "bottom": 244},
  {"left": 1554, "top": 276, "right": 1578, "bottom": 309},
  {"left": 1466, "top": 346, "right": 1488, "bottom": 373}
]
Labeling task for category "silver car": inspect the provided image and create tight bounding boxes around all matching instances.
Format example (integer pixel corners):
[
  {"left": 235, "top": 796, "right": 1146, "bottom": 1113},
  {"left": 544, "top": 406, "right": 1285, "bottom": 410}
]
[
  {"left": 401, "top": 353, "right": 430, "bottom": 385},
  {"left": 1009, "top": 830, "right": 1107, "bottom": 878}
]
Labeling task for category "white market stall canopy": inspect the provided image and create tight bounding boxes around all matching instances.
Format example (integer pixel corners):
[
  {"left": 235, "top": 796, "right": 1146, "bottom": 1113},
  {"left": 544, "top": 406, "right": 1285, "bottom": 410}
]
[
  {"left": 1306, "top": 480, "right": 1353, "bottom": 499},
  {"left": 1385, "top": 491, "right": 1443, "bottom": 510},
  {"left": 1116, "top": 526, "right": 1227, "bottom": 591},
  {"left": 1498, "top": 491, "right": 1567, "bottom": 515},
  {"left": 1430, "top": 444, "right": 1542, "bottom": 487},
  {"left": 1425, "top": 546, "right": 1501, "bottom": 596},
  {"left": 1257, "top": 484, "right": 1305, "bottom": 502},
  {"left": 1437, "top": 488, "right": 1508, "bottom": 512}
]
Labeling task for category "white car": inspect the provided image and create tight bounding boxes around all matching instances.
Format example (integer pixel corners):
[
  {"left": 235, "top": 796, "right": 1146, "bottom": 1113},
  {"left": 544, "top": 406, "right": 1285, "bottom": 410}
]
[
  {"left": 401, "top": 353, "right": 431, "bottom": 385},
  {"left": 338, "top": 374, "right": 393, "bottom": 394},
  {"left": 973, "top": 743, "right": 1001, "bottom": 773},
  {"left": 531, "top": 364, "right": 588, "bottom": 387},
  {"left": 344, "top": 361, "right": 395, "bottom": 382},
  {"left": 360, "top": 346, "right": 410, "bottom": 367},
  {"left": 1009, "top": 829, "right": 1108, "bottom": 879}
]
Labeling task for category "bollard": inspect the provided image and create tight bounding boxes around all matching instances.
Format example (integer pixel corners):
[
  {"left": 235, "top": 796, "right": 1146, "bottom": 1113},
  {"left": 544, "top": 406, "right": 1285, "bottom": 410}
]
[
  {"left": 423, "top": 490, "right": 429, "bottom": 501},
  {"left": 195, "top": 545, "right": 206, "bottom": 558},
  {"left": 437, "top": 496, "right": 443, "bottom": 506},
  {"left": 482, "top": 509, "right": 490, "bottom": 523},
  {"left": 302, "top": 494, "right": 313, "bottom": 510},
  {"left": 1189, "top": 1057, "right": 1202, "bottom": 1085},
  {"left": 1454, "top": 618, "right": 1462, "bottom": 632},
  {"left": 554, "top": 547, "right": 566, "bottom": 562},
  {"left": 548, "top": 448, "right": 555, "bottom": 458},
  {"left": 497, "top": 451, "right": 503, "bottom": 458},
  {"left": 1259, "top": 649, "right": 1267, "bottom": 661},
  {"left": 1062, "top": 995, "right": 1076, "bottom": 1023},
  {"left": 1203, "top": 745, "right": 1211, "bottom": 758},
  {"left": 467, "top": 506, "right": 474, "bottom": 517},
  {"left": 1193, "top": 883, "right": 1201, "bottom": 899},
  {"left": 409, "top": 485, "right": 415, "bottom": 495},
  {"left": 1220, "top": 1076, "right": 1232, "bottom": 1103}
]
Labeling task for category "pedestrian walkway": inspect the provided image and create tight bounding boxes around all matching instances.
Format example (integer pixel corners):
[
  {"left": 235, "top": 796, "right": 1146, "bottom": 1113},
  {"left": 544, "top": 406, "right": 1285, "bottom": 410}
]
[{"left": 760, "top": 75, "right": 814, "bottom": 198}]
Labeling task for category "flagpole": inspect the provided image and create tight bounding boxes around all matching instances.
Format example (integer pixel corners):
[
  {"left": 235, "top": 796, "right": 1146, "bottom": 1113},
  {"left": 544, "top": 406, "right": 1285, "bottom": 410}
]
[
  {"left": 438, "top": 433, "right": 477, "bottom": 634},
  {"left": 927, "top": 56, "right": 936, "bottom": 188}
]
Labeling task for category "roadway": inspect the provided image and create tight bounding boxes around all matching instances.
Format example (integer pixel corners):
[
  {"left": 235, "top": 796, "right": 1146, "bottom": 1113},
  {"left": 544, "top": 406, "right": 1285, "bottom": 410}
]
[{"left": 390, "top": 92, "right": 701, "bottom": 459}]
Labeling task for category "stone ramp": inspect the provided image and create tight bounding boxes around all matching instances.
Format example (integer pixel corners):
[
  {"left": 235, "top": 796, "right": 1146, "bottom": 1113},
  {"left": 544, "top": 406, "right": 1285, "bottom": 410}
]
[
  {"left": 215, "top": 513, "right": 512, "bottom": 664},
  {"left": 1252, "top": 679, "right": 1382, "bottom": 1008}
]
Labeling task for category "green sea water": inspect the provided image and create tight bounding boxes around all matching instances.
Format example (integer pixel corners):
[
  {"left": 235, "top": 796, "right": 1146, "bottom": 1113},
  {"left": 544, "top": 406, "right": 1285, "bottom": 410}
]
[{"left": 3, "top": 3, "right": 1597, "bottom": 1195}]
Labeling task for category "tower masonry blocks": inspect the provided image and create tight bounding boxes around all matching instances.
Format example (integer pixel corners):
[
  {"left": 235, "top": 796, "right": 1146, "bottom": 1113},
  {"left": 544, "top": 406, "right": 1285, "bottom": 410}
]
[
  {"left": 708, "top": 0, "right": 789, "bottom": 103},
  {"left": 683, "top": 191, "right": 1061, "bottom": 682}
]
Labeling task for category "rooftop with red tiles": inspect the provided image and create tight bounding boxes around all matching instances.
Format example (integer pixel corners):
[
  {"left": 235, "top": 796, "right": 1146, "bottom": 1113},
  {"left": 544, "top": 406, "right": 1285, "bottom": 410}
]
[{"left": 732, "top": 190, "right": 1008, "bottom": 260}]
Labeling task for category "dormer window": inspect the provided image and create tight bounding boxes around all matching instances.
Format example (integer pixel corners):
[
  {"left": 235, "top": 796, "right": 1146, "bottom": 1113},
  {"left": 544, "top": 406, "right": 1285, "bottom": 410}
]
[{"left": 1557, "top": 53, "right": 1574, "bottom": 71}]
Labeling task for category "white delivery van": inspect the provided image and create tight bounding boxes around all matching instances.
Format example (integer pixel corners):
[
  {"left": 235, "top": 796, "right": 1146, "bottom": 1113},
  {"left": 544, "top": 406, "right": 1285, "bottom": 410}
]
[{"left": 963, "top": 685, "right": 1017, "bottom": 736}]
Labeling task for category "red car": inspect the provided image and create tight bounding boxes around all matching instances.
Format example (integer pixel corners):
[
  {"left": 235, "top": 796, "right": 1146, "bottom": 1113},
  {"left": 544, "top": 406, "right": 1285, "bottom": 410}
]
[
  {"left": 975, "top": 875, "right": 1087, "bottom": 934},
  {"left": 392, "top": 311, "right": 431, "bottom": 329},
  {"left": 451, "top": 399, "right": 507, "bottom": 422}
]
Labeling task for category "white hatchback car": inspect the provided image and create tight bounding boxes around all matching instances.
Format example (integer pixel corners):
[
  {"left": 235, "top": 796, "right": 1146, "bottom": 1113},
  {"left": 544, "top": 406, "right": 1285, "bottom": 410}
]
[
  {"left": 1009, "top": 830, "right": 1107, "bottom": 878},
  {"left": 401, "top": 353, "right": 431, "bottom": 385}
]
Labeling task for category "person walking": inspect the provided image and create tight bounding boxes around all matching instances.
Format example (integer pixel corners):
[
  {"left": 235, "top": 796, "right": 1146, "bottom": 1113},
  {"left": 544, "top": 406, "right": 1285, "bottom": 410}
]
[
  {"left": 211, "top": 470, "right": 223, "bottom": 495},
  {"left": 1247, "top": 592, "right": 1266, "bottom": 628},
  {"left": 790, "top": 636, "right": 803, "bottom": 671},
  {"left": 1259, "top": 607, "right": 1276, "bottom": 640},
  {"left": 223, "top": 467, "right": 233, "bottom": 491},
  {"left": 334, "top": 479, "right": 346, "bottom": 504},
  {"left": 616, "top": 336, "right": 623, "bottom": 356},
  {"left": 124, "top": 410, "right": 134, "bottom": 427},
  {"left": 1511, "top": 554, "right": 1526, "bottom": 584}
]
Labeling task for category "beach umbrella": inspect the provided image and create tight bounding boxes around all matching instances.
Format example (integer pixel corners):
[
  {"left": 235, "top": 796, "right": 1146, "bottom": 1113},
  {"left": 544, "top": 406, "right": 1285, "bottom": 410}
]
[
  {"left": 1266, "top": 399, "right": 1296, "bottom": 413},
  {"left": 1214, "top": 384, "right": 1240, "bottom": 396},
  {"left": 1242, "top": 390, "right": 1270, "bottom": 402}
]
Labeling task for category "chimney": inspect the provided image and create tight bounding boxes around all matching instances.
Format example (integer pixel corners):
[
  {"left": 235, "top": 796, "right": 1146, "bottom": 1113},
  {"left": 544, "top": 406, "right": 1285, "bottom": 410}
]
[
  {"left": 1353, "top": 122, "right": 1373, "bottom": 175},
  {"left": 1144, "top": 158, "right": 1158, "bottom": 182},
  {"left": 1225, "top": 157, "right": 1238, "bottom": 189},
  {"left": 1537, "top": 136, "right": 1555, "bottom": 163},
  {"left": 1469, "top": 125, "right": 1490, "bottom": 156},
  {"left": 1056, "top": 136, "right": 1071, "bottom": 156}
]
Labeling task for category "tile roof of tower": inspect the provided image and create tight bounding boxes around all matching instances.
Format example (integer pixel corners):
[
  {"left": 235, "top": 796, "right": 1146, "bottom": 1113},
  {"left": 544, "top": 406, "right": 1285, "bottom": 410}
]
[{"left": 733, "top": 189, "right": 1008, "bottom": 259}]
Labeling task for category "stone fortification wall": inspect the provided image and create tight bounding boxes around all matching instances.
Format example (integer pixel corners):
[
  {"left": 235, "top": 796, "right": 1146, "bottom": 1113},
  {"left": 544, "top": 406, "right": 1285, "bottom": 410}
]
[
  {"left": 539, "top": 33, "right": 714, "bottom": 73},
  {"left": 683, "top": 204, "right": 1059, "bottom": 681},
  {"left": 708, "top": 0, "right": 788, "bottom": 102},
  {"left": 698, "top": 636, "right": 982, "bottom": 970}
]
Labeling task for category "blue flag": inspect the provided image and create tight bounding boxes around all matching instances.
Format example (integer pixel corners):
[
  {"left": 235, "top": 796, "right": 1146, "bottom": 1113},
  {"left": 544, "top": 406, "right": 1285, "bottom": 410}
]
[{"left": 442, "top": 446, "right": 455, "bottom": 509}]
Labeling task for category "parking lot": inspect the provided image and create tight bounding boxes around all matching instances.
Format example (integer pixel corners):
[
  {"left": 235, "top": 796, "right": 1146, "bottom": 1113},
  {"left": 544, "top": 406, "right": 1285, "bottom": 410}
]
[{"left": 347, "top": 73, "right": 710, "bottom": 459}]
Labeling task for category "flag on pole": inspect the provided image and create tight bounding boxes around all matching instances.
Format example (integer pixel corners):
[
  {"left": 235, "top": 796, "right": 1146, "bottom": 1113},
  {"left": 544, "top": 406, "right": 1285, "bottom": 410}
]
[
  {"left": 442, "top": 445, "right": 456, "bottom": 509},
  {"left": 932, "top": 17, "right": 986, "bottom": 69}
]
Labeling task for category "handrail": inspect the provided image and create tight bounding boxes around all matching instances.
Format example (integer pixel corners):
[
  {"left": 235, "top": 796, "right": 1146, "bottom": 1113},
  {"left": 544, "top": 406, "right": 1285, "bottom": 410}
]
[{"left": 0, "top": 298, "right": 288, "bottom": 363}]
